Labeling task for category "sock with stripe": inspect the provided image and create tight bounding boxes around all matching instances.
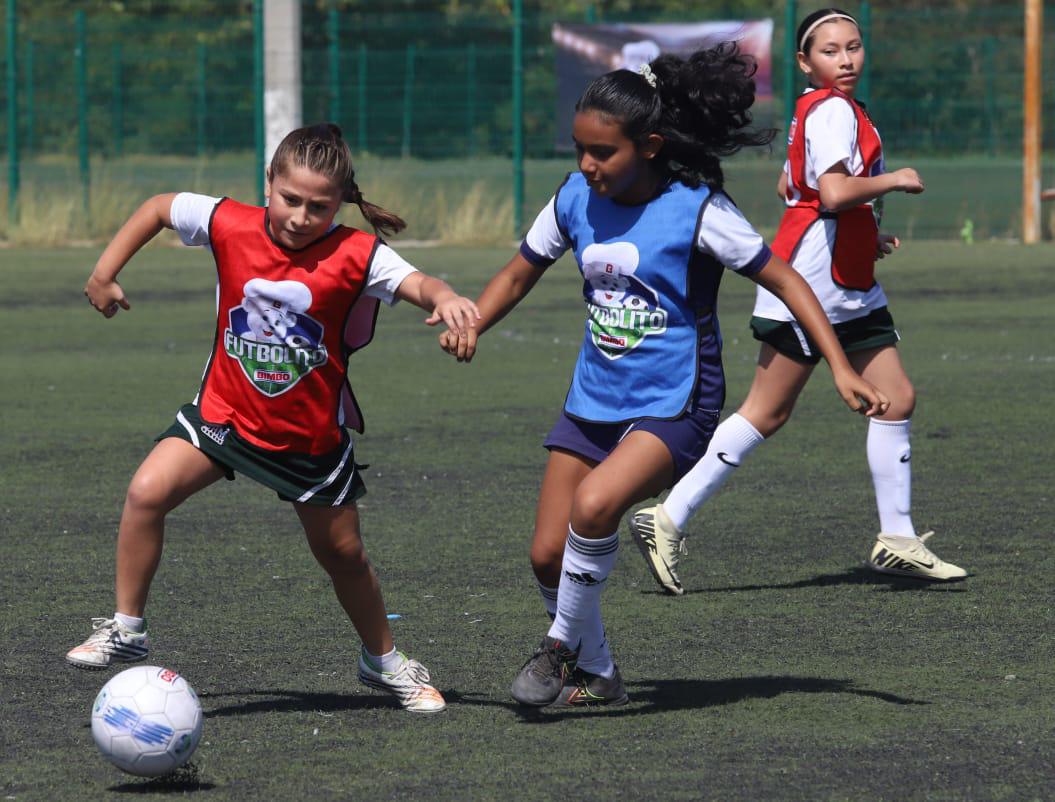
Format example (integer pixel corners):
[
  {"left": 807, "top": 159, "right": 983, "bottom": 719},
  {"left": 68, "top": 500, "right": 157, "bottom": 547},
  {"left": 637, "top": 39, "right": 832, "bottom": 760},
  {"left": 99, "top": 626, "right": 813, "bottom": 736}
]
[
  {"left": 663, "top": 413, "right": 765, "bottom": 531},
  {"left": 537, "top": 581, "right": 558, "bottom": 620},
  {"left": 364, "top": 646, "right": 405, "bottom": 673},
  {"left": 547, "top": 527, "right": 619, "bottom": 662},
  {"left": 867, "top": 418, "right": 916, "bottom": 537}
]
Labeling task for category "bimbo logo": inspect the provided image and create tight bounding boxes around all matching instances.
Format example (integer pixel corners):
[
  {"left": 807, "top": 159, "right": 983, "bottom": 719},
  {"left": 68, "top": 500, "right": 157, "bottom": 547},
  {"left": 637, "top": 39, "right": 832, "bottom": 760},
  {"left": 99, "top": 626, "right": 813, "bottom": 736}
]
[{"left": 224, "top": 278, "right": 328, "bottom": 397}]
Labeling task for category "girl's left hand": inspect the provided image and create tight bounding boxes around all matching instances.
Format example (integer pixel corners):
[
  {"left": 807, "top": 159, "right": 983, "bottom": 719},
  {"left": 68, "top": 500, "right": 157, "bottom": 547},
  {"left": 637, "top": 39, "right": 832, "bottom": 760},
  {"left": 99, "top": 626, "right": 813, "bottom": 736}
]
[
  {"left": 876, "top": 233, "right": 900, "bottom": 260},
  {"left": 425, "top": 294, "right": 481, "bottom": 337},
  {"left": 833, "top": 369, "right": 890, "bottom": 417}
]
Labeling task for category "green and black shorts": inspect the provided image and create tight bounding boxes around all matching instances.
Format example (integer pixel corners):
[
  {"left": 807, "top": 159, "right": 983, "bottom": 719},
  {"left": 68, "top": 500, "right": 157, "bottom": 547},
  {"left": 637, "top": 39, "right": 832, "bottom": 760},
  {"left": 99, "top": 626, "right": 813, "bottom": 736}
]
[
  {"left": 158, "top": 403, "right": 366, "bottom": 507},
  {"left": 750, "top": 306, "right": 900, "bottom": 366}
]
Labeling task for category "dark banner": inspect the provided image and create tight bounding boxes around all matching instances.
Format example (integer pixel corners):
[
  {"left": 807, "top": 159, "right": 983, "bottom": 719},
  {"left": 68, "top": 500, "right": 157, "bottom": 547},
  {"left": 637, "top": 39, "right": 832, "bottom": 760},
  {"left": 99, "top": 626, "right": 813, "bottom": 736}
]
[{"left": 552, "top": 20, "right": 773, "bottom": 150}]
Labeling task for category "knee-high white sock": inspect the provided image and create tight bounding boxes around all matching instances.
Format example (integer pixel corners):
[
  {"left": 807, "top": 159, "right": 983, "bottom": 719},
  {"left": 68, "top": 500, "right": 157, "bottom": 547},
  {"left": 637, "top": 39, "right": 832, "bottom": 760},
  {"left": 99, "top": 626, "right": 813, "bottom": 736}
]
[
  {"left": 663, "top": 413, "right": 765, "bottom": 531},
  {"left": 547, "top": 527, "right": 619, "bottom": 654},
  {"left": 867, "top": 418, "right": 915, "bottom": 537},
  {"left": 575, "top": 606, "right": 615, "bottom": 678},
  {"left": 537, "top": 581, "right": 558, "bottom": 620}
]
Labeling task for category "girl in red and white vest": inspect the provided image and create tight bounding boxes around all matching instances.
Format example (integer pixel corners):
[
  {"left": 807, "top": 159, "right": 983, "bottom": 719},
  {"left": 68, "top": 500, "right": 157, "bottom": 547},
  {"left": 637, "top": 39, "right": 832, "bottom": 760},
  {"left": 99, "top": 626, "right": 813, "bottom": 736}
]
[
  {"left": 628, "top": 9, "right": 966, "bottom": 593},
  {"left": 68, "top": 124, "right": 479, "bottom": 712}
]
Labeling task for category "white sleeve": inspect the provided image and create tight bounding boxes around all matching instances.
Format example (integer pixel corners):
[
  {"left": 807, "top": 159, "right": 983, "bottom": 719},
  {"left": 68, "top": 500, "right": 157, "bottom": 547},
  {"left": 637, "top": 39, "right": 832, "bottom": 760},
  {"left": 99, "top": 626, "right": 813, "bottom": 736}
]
[
  {"left": 804, "top": 98, "right": 859, "bottom": 186},
  {"left": 363, "top": 243, "right": 419, "bottom": 306},
  {"left": 521, "top": 196, "right": 570, "bottom": 266},
  {"left": 169, "top": 192, "right": 222, "bottom": 246},
  {"left": 695, "top": 193, "right": 771, "bottom": 275}
]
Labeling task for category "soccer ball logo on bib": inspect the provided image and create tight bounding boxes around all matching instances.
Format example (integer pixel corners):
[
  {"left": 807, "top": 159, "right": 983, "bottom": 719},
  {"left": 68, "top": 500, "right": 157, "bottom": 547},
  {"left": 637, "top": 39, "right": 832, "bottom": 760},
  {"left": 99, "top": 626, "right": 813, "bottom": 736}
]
[
  {"left": 582, "top": 242, "right": 667, "bottom": 360},
  {"left": 224, "top": 278, "right": 328, "bottom": 396}
]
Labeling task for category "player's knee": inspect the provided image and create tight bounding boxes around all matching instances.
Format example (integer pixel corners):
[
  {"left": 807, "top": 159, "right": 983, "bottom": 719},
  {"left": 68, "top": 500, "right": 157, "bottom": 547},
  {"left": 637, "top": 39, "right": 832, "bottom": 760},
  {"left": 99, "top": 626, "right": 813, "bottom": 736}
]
[
  {"left": 316, "top": 538, "right": 370, "bottom": 577},
  {"left": 530, "top": 537, "right": 563, "bottom": 577},
  {"left": 569, "top": 485, "right": 619, "bottom": 537},
  {"left": 124, "top": 472, "right": 177, "bottom": 515}
]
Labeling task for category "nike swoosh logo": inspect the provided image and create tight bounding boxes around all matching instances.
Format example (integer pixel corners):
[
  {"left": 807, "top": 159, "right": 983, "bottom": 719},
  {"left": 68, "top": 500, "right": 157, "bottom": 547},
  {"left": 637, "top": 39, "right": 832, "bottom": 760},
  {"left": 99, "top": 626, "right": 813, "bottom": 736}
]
[
  {"left": 716, "top": 452, "right": 740, "bottom": 467},
  {"left": 899, "top": 454, "right": 911, "bottom": 463}
]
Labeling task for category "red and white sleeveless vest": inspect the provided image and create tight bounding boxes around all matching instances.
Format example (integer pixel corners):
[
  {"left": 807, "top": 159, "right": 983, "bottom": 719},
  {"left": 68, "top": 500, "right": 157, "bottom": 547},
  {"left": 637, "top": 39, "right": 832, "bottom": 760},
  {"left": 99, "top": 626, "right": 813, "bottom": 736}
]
[
  {"left": 198, "top": 199, "right": 380, "bottom": 455},
  {"left": 772, "top": 88, "right": 883, "bottom": 291}
]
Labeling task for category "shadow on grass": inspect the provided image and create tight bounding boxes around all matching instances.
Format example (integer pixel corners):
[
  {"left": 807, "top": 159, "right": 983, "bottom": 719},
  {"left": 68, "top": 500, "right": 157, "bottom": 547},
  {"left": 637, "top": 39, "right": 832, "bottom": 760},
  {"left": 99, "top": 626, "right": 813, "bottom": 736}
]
[
  {"left": 447, "top": 674, "right": 928, "bottom": 723},
  {"left": 199, "top": 689, "right": 401, "bottom": 717},
  {"left": 108, "top": 762, "right": 215, "bottom": 793},
  {"left": 640, "top": 566, "right": 969, "bottom": 594}
]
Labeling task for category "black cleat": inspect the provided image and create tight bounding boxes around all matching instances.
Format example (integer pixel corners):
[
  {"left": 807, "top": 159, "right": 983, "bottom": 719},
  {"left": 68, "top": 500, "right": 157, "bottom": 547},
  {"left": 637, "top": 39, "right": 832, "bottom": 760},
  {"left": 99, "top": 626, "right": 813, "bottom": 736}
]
[{"left": 511, "top": 636, "right": 579, "bottom": 706}]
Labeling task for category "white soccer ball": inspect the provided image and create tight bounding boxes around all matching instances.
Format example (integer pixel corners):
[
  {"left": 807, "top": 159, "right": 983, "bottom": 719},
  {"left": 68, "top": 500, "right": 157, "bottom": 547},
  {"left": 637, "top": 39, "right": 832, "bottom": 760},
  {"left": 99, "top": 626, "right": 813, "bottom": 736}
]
[{"left": 91, "top": 665, "right": 203, "bottom": 777}]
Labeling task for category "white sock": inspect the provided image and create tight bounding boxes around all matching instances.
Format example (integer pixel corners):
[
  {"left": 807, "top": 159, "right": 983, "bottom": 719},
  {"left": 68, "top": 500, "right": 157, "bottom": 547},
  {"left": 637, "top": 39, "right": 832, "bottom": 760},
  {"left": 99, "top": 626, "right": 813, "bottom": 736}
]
[
  {"left": 575, "top": 607, "right": 615, "bottom": 678},
  {"left": 114, "top": 612, "right": 145, "bottom": 633},
  {"left": 537, "top": 581, "right": 558, "bottom": 620},
  {"left": 867, "top": 418, "right": 916, "bottom": 537},
  {"left": 547, "top": 527, "right": 619, "bottom": 654},
  {"left": 663, "top": 413, "right": 765, "bottom": 531},
  {"left": 365, "top": 646, "right": 404, "bottom": 673}
]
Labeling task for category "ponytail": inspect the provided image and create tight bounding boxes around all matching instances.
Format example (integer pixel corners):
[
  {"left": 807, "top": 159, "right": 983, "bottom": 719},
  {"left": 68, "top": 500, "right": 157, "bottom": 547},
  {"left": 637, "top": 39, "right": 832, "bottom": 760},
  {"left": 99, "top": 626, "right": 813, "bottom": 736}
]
[
  {"left": 576, "top": 43, "right": 775, "bottom": 190},
  {"left": 269, "top": 123, "right": 406, "bottom": 237}
]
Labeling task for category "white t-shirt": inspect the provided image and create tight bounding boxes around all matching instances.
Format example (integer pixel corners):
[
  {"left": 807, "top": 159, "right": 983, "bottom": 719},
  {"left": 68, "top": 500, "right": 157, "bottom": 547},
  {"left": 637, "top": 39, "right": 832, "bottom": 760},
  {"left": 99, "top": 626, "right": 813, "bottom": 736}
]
[
  {"left": 522, "top": 190, "right": 771, "bottom": 275},
  {"left": 753, "top": 92, "right": 888, "bottom": 325},
  {"left": 169, "top": 192, "right": 417, "bottom": 306}
]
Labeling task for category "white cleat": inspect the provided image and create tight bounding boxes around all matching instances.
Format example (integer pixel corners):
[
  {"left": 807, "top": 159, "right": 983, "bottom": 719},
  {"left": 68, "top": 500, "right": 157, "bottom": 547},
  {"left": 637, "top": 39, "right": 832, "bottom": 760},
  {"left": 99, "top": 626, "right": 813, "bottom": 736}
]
[
  {"left": 629, "top": 504, "right": 687, "bottom": 596},
  {"left": 868, "top": 532, "right": 967, "bottom": 581},
  {"left": 358, "top": 650, "right": 447, "bottom": 713},
  {"left": 66, "top": 617, "right": 149, "bottom": 669}
]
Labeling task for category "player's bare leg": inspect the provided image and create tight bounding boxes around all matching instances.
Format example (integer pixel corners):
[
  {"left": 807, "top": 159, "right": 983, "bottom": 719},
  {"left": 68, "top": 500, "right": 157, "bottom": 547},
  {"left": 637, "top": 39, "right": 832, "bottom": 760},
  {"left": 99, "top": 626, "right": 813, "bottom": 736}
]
[
  {"left": 67, "top": 438, "right": 225, "bottom": 669},
  {"left": 297, "top": 502, "right": 445, "bottom": 712}
]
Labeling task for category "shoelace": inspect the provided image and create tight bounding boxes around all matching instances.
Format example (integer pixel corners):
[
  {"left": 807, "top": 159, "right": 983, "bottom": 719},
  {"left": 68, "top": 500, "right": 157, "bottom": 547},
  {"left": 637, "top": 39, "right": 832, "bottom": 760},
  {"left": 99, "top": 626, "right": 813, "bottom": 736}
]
[
  {"left": 84, "top": 617, "right": 119, "bottom": 643},
  {"left": 398, "top": 658, "right": 431, "bottom": 684}
]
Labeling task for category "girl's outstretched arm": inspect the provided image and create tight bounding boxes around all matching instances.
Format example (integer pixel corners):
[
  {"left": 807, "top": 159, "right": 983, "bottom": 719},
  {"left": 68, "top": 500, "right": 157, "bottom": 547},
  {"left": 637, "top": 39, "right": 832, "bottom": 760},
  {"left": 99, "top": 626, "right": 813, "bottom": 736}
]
[
  {"left": 751, "top": 254, "right": 890, "bottom": 417},
  {"left": 437, "top": 252, "right": 547, "bottom": 363},
  {"left": 85, "top": 192, "right": 178, "bottom": 317},
  {"left": 394, "top": 272, "right": 481, "bottom": 338},
  {"left": 817, "top": 162, "right": 924, "bottom": 212}
]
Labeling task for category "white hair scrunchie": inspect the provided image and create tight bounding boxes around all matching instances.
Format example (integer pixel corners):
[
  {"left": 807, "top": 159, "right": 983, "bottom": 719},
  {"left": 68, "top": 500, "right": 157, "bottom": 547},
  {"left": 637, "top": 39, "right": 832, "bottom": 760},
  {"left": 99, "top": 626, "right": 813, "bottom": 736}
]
[{"left": 639, "top": 63, "right": 658, "bottom": 89}]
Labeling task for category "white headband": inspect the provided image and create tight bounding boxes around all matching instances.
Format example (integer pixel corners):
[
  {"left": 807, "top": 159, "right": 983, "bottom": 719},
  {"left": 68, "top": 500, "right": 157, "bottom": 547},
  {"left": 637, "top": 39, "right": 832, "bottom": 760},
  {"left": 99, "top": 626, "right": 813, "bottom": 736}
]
[{"left": 799, "top": 13, "right": 859, "bottom": 52}]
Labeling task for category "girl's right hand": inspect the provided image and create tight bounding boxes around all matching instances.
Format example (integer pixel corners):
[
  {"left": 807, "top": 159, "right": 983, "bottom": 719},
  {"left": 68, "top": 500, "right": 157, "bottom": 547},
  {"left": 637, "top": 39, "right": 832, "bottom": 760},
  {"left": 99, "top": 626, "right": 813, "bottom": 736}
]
[
  {"left": 438, "top": 327, "right": 478, "bottom": 363},
  {"left": 85, "top": 273, "right": 130, "bottom": 318},
  {"left": 892, "top": 168, "right": 925, "bottom": 195},
  {"left": 833, "top": 367, "right": 889, "bottom": 418}
]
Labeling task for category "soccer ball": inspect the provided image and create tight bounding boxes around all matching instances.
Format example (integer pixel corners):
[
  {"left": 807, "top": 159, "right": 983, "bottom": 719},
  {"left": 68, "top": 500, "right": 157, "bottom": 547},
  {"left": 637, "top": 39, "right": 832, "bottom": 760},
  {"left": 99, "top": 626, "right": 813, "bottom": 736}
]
[{"left": 91, "top": 665, "right": 203, "bottom": 777}]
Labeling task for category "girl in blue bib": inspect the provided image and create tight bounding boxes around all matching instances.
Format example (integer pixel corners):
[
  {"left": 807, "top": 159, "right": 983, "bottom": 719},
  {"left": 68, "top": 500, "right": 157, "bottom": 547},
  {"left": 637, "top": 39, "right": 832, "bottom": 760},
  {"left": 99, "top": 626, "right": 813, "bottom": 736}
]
[{"left": 442, "top": 45, "right": 888, "bottom": 707}]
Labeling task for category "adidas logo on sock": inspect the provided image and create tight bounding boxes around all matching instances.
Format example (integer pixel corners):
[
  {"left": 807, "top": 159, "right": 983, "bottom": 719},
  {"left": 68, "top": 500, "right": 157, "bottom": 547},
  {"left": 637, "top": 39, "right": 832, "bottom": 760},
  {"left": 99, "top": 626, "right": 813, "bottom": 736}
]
[{"left": 564, "top": 570, "right": 601, "bottom": 586}]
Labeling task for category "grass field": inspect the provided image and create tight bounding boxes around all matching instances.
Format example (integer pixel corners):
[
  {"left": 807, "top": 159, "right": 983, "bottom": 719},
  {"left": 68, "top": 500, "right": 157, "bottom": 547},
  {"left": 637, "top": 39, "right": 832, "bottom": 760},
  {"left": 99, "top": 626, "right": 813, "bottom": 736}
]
[
  {"left": 3, "top": 152, "right": 1053, "bottom": 244},
  {"left": 2, "top": 240, "right": 1054, "bottom": 800}
]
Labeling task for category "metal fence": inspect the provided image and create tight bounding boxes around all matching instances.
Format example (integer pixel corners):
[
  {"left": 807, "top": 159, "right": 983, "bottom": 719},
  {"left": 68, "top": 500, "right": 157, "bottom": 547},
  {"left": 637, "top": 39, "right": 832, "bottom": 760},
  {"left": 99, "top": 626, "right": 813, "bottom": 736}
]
[{"left": 0, "top": 1, "right": 1053, "bottom": 239}]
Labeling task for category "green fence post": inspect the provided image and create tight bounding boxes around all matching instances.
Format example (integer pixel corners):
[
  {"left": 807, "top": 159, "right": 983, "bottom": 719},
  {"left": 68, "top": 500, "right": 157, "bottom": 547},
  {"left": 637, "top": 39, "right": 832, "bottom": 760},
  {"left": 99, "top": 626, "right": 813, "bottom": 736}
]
[
  {"left": 23, "top": 36, "right": 31, "bottom": 155},
  {"left": 6, "top": 0, "right": 18, "bottom": 225},
  {"left": 512, "top": 0, "right": 524, "bottom": 236},
  {"left": 328, "top": 5, "right": 340, "bottom": 125},
  {"left": 253, "top": 0, "right": 264, "bottom": 203},
  {"left": 466, "top": 43, "right": 476, "bottom": 157},
  {"left": 75, "top": 9, "right": 89, "bottom": 218},
  {"left": 783, "top": 0, "right": 797, "bottom": 130},
  {"left": 402, "top": 44, "right": 415, "bottom": 158},
  {"left": 858, "top": 2, "right": 871, "bottom": 106},
  {"left": 112, "top": 43, "right": 122, "bottom": 157},
  {"left": 196, "top": 40, "right": 207, "bottom": 157},
  {"left": 357, "top": 43, "right": 367, "bottom": 152},
  {"left": 585, "top": 4, "right": 597, "bottom": 23}
]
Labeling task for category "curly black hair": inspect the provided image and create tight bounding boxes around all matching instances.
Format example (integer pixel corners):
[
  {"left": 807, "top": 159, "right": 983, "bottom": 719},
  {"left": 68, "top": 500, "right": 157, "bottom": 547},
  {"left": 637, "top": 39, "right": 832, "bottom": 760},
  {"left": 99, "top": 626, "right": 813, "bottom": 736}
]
[{"left": 575, "top": 42, "right": 775, "bottom": 190}]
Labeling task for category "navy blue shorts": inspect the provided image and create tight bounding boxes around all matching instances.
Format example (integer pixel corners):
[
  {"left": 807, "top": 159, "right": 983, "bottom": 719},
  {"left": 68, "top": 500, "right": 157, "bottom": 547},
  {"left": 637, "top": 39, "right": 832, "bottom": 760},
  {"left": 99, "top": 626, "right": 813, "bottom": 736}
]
[{"left": 544, "top": 406, "right": 720, "bottom": 486}]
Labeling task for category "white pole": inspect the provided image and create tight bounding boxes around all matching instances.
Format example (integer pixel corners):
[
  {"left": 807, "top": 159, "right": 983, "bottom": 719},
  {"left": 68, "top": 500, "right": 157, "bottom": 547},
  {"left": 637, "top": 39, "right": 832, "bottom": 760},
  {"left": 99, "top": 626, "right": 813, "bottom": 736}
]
[
  {"left": 264, "top": 0, "right": 302, "bottom": 167},
  {"left": 1023, "top": 0, "right": 1042, "bottom": 243}
]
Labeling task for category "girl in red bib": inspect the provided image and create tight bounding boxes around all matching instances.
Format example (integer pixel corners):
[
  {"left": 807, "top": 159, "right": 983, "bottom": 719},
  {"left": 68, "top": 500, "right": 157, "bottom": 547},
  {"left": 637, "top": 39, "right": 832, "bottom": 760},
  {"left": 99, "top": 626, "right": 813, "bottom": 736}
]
[
  {"left": 67, "top": 124, "right": 479, "bottom": 713},
  {"left": 629, "top": 9, "right": 966, "bottom": 593}
]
